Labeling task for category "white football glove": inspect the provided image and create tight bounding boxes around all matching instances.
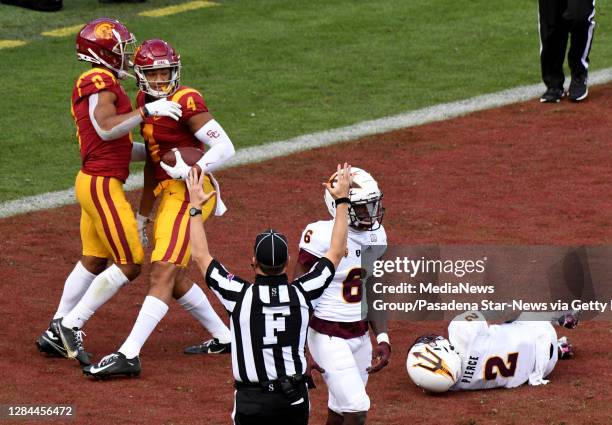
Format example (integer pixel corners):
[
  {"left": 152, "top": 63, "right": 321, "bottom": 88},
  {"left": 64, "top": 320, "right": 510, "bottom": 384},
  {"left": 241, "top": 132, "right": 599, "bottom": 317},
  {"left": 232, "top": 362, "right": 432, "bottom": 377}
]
[
  {"left": 143, "top": 99, "right": 182, "bottom": 121},
  {"left": 136, "top": 213, "right": 150, "bottom": 248},
  {"left": 160, "top": 149, "right": 191, "bottom": 180}
]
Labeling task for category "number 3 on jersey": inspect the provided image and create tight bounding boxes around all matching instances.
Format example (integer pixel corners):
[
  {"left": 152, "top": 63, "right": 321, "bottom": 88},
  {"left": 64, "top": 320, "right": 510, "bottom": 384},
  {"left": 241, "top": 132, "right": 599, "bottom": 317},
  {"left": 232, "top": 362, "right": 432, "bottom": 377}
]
[{"left": 342, "top": 268, "right": 366, "bottom": 303}]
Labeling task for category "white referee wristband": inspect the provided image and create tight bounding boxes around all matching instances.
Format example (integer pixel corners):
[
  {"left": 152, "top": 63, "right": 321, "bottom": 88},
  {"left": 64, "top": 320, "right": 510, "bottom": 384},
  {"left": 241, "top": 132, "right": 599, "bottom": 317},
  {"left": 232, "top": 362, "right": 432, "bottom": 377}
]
[{"left": 376, "top": 332, "right": 390, "bottom": 345}]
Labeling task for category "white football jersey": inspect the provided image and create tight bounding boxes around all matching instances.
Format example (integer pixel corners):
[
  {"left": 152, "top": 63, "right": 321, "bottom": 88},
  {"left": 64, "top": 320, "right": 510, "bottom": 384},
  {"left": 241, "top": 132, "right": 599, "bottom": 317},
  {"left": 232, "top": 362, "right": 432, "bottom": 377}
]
[
  {"left": 299, "top": 220, "right": 387, "bottom": 322},
  {"left": 449, "top": 312, "right": 558, "bottom": 390}
]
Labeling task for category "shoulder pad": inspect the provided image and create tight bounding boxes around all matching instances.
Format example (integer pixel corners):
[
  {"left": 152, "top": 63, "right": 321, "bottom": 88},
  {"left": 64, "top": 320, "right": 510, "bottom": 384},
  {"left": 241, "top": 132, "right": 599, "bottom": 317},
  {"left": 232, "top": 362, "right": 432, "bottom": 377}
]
[
  {"left": 299, "top": 220, "right": 332, "bottom": 257},
  {"left": 76, "top": 68, "right": 117, "bottom": 98}
]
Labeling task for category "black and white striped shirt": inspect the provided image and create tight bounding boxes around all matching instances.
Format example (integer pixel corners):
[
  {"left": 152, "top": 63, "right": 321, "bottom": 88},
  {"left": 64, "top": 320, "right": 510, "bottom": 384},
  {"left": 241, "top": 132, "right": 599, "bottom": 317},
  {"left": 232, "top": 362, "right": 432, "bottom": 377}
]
[{"left": 205, "top": 257, "right": 335, "bottom": 384}]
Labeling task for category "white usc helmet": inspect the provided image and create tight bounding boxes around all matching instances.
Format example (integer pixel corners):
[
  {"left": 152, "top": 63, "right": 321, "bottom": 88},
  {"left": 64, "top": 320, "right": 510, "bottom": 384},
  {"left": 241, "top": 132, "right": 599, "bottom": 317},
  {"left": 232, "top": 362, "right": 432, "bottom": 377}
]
[
  {"left": 406, "top": 335, "right": 462, "bottom": 393},
  {"left": 324, "top": 167, "right": 384, "bottom": 230}
]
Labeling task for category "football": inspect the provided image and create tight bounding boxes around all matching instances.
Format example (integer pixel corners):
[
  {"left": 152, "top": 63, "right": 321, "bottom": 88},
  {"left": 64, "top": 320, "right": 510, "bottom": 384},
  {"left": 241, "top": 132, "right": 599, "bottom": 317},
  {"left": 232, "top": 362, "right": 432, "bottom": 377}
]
[{"left": 161, "top": 147, "right": 204, "bottom": 167}]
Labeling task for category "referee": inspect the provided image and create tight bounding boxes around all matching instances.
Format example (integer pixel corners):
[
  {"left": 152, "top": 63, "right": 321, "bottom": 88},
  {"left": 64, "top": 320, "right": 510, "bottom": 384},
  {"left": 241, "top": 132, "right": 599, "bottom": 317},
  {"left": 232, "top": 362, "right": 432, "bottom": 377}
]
[
  {"left": 186, "top": 164, "right": 352, "bottom": 425},
  {"left": 538, "top": 0, "right": 596, "bottom": 102}
]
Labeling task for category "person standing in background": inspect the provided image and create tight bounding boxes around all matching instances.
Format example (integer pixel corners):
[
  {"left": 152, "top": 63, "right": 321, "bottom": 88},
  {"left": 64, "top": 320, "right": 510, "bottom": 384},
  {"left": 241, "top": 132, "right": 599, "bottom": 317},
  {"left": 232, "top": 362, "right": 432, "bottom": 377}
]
[{"left": 539, "top": 0, "right": 596, "bottom": 103}]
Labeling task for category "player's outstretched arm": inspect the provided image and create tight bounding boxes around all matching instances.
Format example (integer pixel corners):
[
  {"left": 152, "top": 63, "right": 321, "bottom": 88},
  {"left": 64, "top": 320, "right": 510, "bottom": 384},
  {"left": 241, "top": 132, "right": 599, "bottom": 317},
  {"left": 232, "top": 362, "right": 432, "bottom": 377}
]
[
  {"left": 186, "top": 167, "right": 216, "bottom": 273},
  {"left": 90, "top": 91, "right": 182, "bottom": 141},
  {"left": 323, "top": 163, "right": 351, "bottom": 268}
]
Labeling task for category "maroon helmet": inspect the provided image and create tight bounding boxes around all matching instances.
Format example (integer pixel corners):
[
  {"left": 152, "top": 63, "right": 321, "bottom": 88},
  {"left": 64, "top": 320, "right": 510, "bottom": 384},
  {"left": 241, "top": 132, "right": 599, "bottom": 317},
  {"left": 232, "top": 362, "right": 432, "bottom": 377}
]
[
  {"left": 133, "top": 39, "right": 181, "bottom": 98},
  {"left": 76, "top": 17, "right": 136, "bottom": 78}
]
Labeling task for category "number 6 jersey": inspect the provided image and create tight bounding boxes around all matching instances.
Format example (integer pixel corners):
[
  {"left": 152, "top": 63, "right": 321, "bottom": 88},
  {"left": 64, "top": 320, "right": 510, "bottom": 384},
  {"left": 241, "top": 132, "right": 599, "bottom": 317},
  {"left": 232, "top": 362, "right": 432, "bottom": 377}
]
[
  {"left": 298, "top": 220, "right": 387, "bottom": 324},
  {"left": 448, "top": 312, "right": 559, "bottom": 390}
]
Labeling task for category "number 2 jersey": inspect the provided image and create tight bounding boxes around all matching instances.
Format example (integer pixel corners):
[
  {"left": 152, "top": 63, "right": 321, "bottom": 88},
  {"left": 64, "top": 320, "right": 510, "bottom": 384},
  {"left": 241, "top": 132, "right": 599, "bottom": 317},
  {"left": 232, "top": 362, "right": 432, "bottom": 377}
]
[
  {"left": 298, "top": 220, "right": 387, "bottom": 329},
  {"left": 448, "top": 311, "right": 559, "bottom": 390},
  {"left": 71, "top": 67, "right": 133, "bottom": 181}
]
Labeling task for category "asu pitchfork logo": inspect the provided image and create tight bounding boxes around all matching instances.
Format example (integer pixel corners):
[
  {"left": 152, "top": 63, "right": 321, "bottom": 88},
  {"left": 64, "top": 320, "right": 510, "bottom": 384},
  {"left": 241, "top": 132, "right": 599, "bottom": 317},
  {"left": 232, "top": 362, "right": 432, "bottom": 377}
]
[{"left": 413, "top": 346, "right": 456, "bottom": 381}]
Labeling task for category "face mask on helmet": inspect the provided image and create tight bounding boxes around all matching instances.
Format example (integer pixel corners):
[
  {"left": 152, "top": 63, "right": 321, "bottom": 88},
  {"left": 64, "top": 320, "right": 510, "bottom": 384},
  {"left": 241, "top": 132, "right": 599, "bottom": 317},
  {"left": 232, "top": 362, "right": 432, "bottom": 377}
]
[
  {"left": 406, "top": 335, "right": 462, "bottom": 393},
  {"left": 348, "top": 192, "right": 384, "bottom": 230},
  {"left": 133, "top": 39, "right": 181, "bottom": 98},
  {"left": 76, "top": 18, "right": 136, "bottom": 80},
  {"left": 324, "top": 167, "right": 385, "bottom": 231},
  {"left": 135, "top": 65, "right": 180, "bottom": 97}
]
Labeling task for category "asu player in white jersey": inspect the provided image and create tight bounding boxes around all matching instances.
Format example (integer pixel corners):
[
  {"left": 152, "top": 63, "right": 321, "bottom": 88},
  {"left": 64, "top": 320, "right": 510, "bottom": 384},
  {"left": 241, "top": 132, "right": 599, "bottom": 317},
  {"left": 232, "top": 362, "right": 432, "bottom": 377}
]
[
  {"left": 294, "top": 167, "right": 390, "bottom": 425},
  {"left": 407, "top": 311, "right": 577, "bottom": 393}
]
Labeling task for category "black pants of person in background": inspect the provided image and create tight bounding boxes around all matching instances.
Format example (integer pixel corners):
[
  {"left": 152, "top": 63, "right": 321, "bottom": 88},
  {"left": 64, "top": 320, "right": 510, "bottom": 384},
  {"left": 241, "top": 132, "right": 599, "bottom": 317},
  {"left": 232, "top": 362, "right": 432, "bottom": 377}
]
[
  {"left": 538, "top": 0, "right": 595, "bottom": 101},
  {"left": 233, "top": 384, "right": 309, "bottom": 425}
]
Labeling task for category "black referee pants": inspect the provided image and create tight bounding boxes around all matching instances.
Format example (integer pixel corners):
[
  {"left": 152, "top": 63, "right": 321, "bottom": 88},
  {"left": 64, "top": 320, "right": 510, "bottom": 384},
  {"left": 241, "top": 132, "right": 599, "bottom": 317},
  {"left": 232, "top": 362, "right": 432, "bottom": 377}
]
[
  {"left": 233, "top": 387, "right": 309, "bottom": 425},
  {"left": 538, "top": 0, "right": 595, "bottom": 89}
]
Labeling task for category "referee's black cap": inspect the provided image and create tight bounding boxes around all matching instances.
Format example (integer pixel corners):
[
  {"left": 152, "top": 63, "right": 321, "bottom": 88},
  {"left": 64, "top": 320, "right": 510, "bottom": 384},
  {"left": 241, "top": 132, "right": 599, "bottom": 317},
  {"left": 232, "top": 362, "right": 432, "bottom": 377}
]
[{"left": 254, "top": 229, "right": 288, "bottom": 267}]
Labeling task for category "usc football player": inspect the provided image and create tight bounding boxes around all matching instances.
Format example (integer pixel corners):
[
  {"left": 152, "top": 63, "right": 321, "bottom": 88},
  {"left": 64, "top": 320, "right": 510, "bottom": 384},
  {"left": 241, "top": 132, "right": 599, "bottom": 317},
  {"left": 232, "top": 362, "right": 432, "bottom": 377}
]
[
  {"left": 83, "top": 39, "right": 236, "bottom": 378},
  {"left": 36, "top": 18, "right": 185, "bottom": 366}
]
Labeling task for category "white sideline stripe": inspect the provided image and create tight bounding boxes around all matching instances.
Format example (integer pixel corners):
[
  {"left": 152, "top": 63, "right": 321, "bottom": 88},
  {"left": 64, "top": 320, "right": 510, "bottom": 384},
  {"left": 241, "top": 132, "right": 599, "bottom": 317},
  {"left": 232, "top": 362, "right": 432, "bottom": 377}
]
[{"left": 3, "top": 68, "right": 612, "bottom": 219}]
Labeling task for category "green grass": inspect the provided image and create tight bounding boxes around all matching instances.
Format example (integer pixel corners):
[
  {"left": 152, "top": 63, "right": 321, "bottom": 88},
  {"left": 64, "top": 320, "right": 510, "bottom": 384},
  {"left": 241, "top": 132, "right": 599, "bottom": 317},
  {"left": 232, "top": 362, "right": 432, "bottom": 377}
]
[{"left": 1, "top": 0, "right": 612, "bottom": 201}]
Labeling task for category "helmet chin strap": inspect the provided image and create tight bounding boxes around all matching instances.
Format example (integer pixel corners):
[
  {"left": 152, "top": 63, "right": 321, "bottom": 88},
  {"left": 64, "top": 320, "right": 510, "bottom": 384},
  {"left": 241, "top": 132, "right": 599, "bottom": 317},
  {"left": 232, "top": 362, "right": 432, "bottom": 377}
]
[{"left": 87, "top": 48, "right": 135, "bottom": 80}]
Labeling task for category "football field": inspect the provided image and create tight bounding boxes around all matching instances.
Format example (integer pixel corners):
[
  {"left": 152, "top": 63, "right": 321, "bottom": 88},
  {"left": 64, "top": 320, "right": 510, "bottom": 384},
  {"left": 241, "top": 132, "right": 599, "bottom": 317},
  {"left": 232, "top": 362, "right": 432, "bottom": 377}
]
[{"left": 1, "top": 1, "right": 611, "bottom": 424}]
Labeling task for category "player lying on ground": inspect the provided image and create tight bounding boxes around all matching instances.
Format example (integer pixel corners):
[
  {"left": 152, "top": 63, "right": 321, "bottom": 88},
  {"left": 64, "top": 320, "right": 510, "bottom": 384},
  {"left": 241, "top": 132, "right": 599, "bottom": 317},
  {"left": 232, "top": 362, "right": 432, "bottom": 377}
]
[
  {"left": 406, "top": 310, "right": 578, "bottom": 393},
  {"left": 36, "top": 18, "right": 183, "bottom": 366},
  {"left": 82, "top": 39, "right": 236, "bottom": 378},
  {"left": 294, "top": 166, "right": 390, "bottom": 425}
]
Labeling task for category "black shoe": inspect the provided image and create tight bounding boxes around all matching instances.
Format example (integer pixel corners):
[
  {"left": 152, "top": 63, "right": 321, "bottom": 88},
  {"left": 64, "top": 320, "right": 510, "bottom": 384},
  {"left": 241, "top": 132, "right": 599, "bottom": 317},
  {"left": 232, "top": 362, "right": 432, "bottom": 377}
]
[
  {"left": 83, "top": 352, "right": 141, "bottom": 378},
  {"left": 51, "top": 318, "right": 91, "bottom": 366},
  {"left": 184, "top": 338, "right": 231, "bottom": 354},
  {"left": 36, "top": 323, "right": 68, "bottom": 358},
  {"left": 568, "top": 76, "right": 588, "bottom": 102},
  {"left": 540, "top": 87, "right": 564, "bottom": 103}
]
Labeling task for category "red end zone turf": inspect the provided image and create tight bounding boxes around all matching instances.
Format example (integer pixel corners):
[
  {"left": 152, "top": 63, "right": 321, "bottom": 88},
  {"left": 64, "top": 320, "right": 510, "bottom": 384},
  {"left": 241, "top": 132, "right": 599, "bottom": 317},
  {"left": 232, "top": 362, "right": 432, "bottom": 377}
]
[{"left": 2, "top": 85, "right": 612, "bottom": 424}]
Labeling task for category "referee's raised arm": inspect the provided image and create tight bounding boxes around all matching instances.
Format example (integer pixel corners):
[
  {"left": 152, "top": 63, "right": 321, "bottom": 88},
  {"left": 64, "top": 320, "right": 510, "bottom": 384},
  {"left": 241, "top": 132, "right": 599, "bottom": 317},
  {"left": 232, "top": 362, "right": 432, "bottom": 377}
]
[
  {"left": 321, "top": 163, "right": 352, "bottom": 268},
  {"left": 185, "top": 167, "right": 216, "bottom": 274}
]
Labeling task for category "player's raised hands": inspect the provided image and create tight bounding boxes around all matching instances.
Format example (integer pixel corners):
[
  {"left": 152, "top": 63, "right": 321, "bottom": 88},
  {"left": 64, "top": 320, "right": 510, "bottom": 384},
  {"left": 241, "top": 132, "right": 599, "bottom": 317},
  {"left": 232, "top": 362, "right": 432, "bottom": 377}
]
[
  {"left": 324, "top": 162, "right": 352, "bottom": 200},
  {"left": 186, "top": 167, "right": 215, "bottom": 209}
]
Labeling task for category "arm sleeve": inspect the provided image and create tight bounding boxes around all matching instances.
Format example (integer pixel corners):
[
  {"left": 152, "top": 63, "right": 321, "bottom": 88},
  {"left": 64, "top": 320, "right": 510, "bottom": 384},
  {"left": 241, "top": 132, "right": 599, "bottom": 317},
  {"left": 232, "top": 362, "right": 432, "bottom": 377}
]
[
  {"left": 205, "top": 259, "right": 250, "bottom": 313},
  {"left": 194, "top": 119, "right": 236, "bottom": 173},
  {"left": 293, "top": 257, "right": 335, "bottom": 307}
]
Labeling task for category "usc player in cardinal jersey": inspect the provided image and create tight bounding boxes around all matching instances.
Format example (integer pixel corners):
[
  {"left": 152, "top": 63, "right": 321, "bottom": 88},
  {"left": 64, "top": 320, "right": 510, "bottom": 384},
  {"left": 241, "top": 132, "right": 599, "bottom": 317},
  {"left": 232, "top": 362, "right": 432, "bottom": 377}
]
[
  {"left": 84, "top": 39, "right": 236, "bottom": 378},
  {"left": 36, "top": 19, "right": 184, "bottom": 366}
]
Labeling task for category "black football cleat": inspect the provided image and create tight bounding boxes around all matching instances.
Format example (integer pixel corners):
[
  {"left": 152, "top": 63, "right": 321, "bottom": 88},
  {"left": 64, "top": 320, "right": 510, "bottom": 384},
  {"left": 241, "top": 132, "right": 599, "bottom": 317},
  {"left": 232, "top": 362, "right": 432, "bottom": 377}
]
[
  {"left": 540, "top": 87, "right": 564, "bottom": 103},
  {"left": 36, "top": 323, "right": 68, "bottom": 358},
  {"left": 51, "top": 318, "right": 91, "bottom": 366},
  {"left": 568, "top": 76, "right": 588, "bottom": 102},
  {"left": 184, "top": 338, "right": 231, "bottom": 354},
  {"left": 83, "top": 352, "right": 141, "bottom": 379}
]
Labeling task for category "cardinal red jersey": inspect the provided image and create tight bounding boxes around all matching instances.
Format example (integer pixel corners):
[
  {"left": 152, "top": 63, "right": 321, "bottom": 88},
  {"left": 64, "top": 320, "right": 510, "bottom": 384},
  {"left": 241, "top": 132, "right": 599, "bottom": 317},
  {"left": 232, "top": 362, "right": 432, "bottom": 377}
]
[
  {"left": 136, "top": 86, "right": 209, "bottom": 182},
  {"left": 71, "top": 67, "right": 133, "bottom": 182}
]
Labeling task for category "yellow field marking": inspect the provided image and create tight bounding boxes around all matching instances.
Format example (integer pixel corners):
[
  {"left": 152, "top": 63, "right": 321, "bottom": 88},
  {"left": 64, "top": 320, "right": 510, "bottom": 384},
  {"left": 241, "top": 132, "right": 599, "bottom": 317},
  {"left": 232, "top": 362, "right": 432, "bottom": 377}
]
[
  {"left": 42, "top": 24, "right": 84, "bottom": 38},
  {"left": 0, "top": 40, "right": 27, "bottom": 49},
  {"left": 139, "top": 1, "right": 218, "bottom": 18}
]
